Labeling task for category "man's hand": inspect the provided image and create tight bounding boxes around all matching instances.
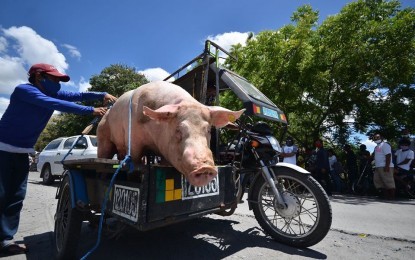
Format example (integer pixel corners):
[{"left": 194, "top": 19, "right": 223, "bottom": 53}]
[
  {"left": 103, "top": 93, "right": 117, "bottom": 104},
  {"left": 93, "top": 107, "right": 108, "bottom": 116}
]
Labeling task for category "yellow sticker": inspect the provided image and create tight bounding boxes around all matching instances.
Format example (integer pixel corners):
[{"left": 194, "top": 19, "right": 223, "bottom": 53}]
[
  {"left": 228, "top": 114, "right": 236, "bottom": 122},
  {"left": 358, "top": 233, "right": 367, "bottom": 238}
]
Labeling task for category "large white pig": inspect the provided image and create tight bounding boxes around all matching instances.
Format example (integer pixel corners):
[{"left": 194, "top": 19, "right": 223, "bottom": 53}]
[{"left": 97, "top": 81, "right": 245, "bottom": 186}]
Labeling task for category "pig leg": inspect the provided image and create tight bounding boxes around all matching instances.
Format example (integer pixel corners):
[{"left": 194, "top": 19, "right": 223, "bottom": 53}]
[
  {"left": 116, "top": 144, "right": 127, "bottom": 160},
  {"left": 97, "top": 117, "right": 117, "bottom": 160}
]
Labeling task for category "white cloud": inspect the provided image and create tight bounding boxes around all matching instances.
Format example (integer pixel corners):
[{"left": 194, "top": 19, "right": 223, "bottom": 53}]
[
  {"left": 0, "top": 26, "right": 71, "bottom": 97},
  {"left": 78, "top": 77, "right": 91, "bottom": 92},
  {"left": 0, "top": 26, "right": 86, "bottom": 116},
  {"left": 62, "top": 44, "right": 81, "bottom": 60},
  {"left": 0, "top": 37, "right": 7, "bottom": 53},
  {"left": 0, "top": 97, "right": 10, "bottom": 118},
  {"left": 207, "top": 31, "right": 250, "bottom": 52},
  {"left": 139, "top": 67, "right": 173, "bottom": 82},
  {"left": 0, "top": 57, "right": 27, "bottom": 95},
  {"left": 2, "top": 26, "right": 68, "bottom": 73}
]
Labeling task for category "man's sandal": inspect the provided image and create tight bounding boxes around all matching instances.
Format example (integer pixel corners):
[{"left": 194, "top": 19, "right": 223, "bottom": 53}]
[{"left": 0, "top": 243, "right": 28, "bottom": 256}]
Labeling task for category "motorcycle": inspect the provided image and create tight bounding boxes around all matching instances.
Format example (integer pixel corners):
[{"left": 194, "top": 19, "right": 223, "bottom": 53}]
[
  {"left": 394, "top": 167, "right": 415, "bottom": 199},
  {"left": 219, "top": 116, "right": 332, "bottom": 248}
]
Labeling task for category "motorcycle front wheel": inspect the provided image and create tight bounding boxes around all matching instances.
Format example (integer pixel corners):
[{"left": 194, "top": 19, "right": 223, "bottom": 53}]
[{"left": 251, "top": 168, "right": 332, "bottom": 248}]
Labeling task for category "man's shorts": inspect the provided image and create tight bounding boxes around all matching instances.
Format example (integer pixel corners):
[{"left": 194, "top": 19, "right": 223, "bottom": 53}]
[
  {"left": 374, "top": 167, "right": 395, "bottom": 189},
  {"left": 396, "top": 168, "right": 414, "bottom": 181}
]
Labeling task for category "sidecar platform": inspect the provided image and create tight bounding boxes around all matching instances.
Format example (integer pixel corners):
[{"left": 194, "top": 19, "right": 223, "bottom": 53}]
[{"left": 60, "top": 158, "right": 237, "bottom": 231}]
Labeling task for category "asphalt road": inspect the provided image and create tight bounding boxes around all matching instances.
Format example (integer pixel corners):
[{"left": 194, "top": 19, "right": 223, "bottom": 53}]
[{"left": 5, "top": 172, "right": 415, "bottom": 259}]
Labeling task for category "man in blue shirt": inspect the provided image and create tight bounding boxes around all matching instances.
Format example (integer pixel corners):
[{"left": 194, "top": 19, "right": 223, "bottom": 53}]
[{"left": 0, "top": 63, "right": 117, "bottom": 256}]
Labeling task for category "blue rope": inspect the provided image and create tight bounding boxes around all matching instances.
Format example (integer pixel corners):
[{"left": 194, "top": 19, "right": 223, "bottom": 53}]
[
  {"left": 80, "top": 155, "right": 131, "bottom": 260},
  {"left": 80, "top": 90, "right": 135, "bottom": 259},
  {"left": 61, "top": 135, "right": 83, "bottom": 164}
]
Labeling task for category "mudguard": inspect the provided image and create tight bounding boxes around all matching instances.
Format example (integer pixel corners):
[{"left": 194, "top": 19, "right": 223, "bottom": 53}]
[
  {"left": 60, "top": 170, "right": 89, "bottom": 208},
  {"left": 273, "top": 162, "right": 310, "bottom": 174}
]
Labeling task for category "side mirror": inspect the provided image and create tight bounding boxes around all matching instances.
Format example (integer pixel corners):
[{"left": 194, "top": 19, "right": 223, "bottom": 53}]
[{"left": 74, "top": 142, "right": 87, "bottom": 149}]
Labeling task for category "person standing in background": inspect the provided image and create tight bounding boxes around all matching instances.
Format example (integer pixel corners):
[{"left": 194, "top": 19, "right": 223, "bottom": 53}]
[
  {"left": 281, "top": 136, "right": 298, "bottom": 165},
  {"left": 372, "top": 133, "right": 395, "bottom": 200},
  {"left": 313, "top": 139, "right": 332, "bottom": 196},
  {"left": 0, "top": 63, "right": 117, "bottom": 256},
  {"left": 328, "top": 149, "right": 342, "bottom": 193},
  {"left": 344, "top": 144, "right": 358, "bottom": 193},
  {"left": 394, "top": 138, "right": 414, "bottom": 193}
]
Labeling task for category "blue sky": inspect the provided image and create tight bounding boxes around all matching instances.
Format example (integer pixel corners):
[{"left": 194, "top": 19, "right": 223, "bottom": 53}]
[{"left": 1, "top": 0, "right": 413, "bottom": 150}]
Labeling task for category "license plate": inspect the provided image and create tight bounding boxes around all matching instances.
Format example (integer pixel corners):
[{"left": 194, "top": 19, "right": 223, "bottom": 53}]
[
  {"left": 181, "top": 174, "right": 219, "bottom": 200},
  {"left": 112, "top": 185, "right": 140, "bottom": 222}
]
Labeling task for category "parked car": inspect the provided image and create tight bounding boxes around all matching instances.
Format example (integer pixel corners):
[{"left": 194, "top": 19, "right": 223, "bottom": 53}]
[{"left": 37, "top": 135, "right": 98, "bottom": 185}]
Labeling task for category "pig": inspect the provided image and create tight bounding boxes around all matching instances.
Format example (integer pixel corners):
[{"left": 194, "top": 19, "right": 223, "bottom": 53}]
[{"left": 97, "top": 81, "right": 245, "bottom": 187}]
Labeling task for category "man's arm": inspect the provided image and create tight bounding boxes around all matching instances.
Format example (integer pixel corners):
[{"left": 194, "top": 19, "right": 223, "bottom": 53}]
[{"left": 385, "top": 153, "right": 391, "bottom": 172}]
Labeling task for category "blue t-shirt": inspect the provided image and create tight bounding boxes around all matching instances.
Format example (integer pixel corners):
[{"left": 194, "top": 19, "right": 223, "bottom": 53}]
[{"left": 0, "top": 83, "right": 107, "bottom": 149}]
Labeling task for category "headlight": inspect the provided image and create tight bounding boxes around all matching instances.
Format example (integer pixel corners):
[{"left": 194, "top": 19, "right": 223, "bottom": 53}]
[{"left": 266, "top": 136, "right": 282, "bottom": 153}]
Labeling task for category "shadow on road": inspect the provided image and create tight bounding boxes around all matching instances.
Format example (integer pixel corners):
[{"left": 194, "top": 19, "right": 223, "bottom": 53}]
[
  {"left": 67, "top": 217, "right": 328, "bottom": 259},
  {"left": 27, "top": 178, "right": 61, "bottom": 189},
  {"left": 330, "top": 194, "right": 415, "bottom": 206},
  {"left": 23, "top": 232, "right": 55, "bottom": 260}
]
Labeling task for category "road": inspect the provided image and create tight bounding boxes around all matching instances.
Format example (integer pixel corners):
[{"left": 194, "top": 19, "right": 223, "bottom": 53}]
[{"left": 6, "top": 172, "right": 415, "bottom": 259}]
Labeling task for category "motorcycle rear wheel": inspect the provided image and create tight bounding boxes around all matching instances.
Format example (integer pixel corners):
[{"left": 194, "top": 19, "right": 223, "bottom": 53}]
[{"left": 251, "top": 169, "right": 332, "bottom": 248}]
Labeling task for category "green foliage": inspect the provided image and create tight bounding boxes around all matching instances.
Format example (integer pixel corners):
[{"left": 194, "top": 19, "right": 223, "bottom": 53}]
[
  {"left": 35, "top": 64, "right": 148, "bottom": 151},
  {"left": 227, "top": 0, "right": 415, "bottom": 149}
]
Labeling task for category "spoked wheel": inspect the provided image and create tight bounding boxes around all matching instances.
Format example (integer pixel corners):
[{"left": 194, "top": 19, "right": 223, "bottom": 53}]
[
  {"left": 251, "top": 169, "right": 332, "bottom": 248},
  {"left": 54, "top": 176, "right": 83, "bottom": 259}
]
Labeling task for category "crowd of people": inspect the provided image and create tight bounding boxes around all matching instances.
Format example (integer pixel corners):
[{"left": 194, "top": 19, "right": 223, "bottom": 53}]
[{"left": 280, "top": 131, "right": 415, "bottom": 200}]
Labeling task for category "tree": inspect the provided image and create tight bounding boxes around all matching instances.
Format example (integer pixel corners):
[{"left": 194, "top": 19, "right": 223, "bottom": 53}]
[
  {"left": 226, "top": 0, "right": 415, "bottom": 149},
  {"left": 35, "top": 64, "right": 148, "bottom": 151}
]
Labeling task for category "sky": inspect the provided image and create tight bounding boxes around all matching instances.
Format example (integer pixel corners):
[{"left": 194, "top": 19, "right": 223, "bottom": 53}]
[{"left": 1, "top": 0, "right": 413, "bottom": 150}]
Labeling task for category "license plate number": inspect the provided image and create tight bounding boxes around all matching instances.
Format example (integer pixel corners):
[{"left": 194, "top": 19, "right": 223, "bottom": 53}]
[
  {"left": 112, "top": 185, "right": 140, "bottom": 222},
  {"left": 181, "top": 174, "right": 219, "bottom": 200}
]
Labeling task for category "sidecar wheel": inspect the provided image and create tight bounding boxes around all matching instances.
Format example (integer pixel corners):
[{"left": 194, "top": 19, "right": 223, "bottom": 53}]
[
  {"left": 54, "top": 176, "right": 83, "bottom": 259},
  {"left": 251, "top": 169, "right": 332, "bottom": 248}
]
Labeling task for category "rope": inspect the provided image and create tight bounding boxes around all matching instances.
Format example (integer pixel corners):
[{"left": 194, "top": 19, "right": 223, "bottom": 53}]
[
  {"left": 81, "top": 91, "right": 135, "bottom": 259},
  {"left": 81, "top": 155, "right": 131, "bottom": 260}
]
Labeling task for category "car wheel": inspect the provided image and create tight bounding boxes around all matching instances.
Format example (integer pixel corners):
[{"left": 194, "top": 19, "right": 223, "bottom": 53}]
[{"left": 42, "top": 164, "right": 54, "bottom": 185}]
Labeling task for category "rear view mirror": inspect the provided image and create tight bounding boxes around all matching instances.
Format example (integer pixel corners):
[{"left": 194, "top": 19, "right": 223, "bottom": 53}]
[{"left": 74, "top": 142, "right": 87, "bottom": 149}]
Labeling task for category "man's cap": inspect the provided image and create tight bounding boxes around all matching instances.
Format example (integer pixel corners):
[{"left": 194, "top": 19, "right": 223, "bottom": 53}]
[{"left": 28, "top": 63, "right": 70, "bottom": 82}]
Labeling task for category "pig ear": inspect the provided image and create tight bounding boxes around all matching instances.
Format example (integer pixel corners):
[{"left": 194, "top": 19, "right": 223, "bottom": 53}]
[
  {"left": 208, "top": 106, "right": 246, "bottom": 128},
  {"left": 143, "top": 105, "right": 180, "bottom": 121}
]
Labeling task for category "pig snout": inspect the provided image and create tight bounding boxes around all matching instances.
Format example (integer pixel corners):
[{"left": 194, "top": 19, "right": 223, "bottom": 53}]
[{"left": 187, "top": 165, "right": 218, "bottom": 187}]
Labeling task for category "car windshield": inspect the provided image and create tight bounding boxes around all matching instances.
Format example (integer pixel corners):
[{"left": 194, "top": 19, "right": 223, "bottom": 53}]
[
  {"left": 215, "top": 65, "right": 287, "bottom": 123},
  {"left": 224, "top": 70, "right": 276, "bottom": 106}
]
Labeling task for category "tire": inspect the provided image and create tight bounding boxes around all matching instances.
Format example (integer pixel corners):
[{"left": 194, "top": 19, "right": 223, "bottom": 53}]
[
  {"left": 42, "top": 164, "right": 54, "bottom": 185},
  {"left": 251, "top": 168, "right": 332, "bottom": 248},
  {"left": 54, "top": 176, "right": 83, "bottom": 260}
]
